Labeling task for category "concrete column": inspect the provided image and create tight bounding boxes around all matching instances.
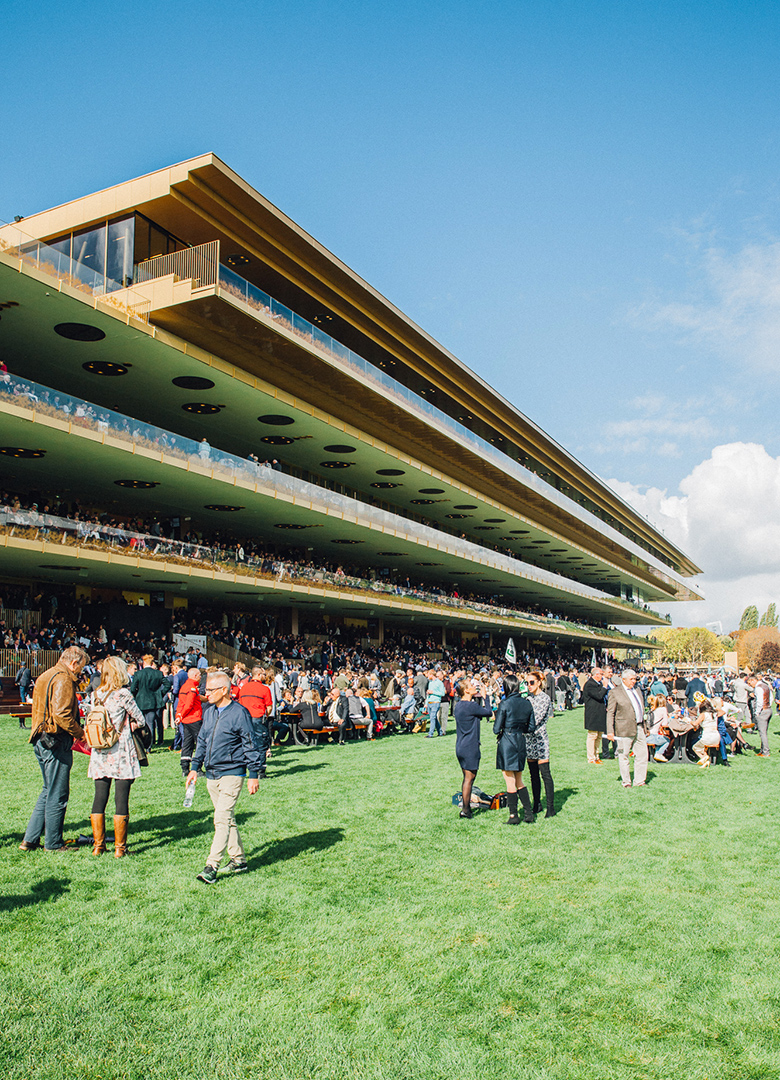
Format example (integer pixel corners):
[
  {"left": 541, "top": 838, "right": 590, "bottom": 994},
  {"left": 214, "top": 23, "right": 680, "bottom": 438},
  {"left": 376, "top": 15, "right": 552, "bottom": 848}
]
[
  {"left": 291, "top": 607, "right": 299, "bottom": 636},
  {"left": 441, "top": 625, "right": 447, "bottom": 647},
  {"left": 377, "top": 618, "right": 384, "bottom": 644}
]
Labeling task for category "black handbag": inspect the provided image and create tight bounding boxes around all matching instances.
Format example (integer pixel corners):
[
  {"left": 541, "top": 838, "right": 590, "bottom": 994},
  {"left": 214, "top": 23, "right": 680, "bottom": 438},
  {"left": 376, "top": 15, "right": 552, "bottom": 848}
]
[
  {"left": 34, "top": 677, "right": 63, "bottom": 750},
  {"left": 131, "top": 727, "right": 149, "bottom": 767}
]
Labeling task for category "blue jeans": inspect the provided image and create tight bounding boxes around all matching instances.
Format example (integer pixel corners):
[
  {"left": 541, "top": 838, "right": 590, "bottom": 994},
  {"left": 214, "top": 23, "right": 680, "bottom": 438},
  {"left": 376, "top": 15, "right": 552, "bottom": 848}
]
[
  {"left": 24, "top": 737, "right": 74, "bottom": 849},
  {"left": 427, "top": 702, "right": 443, "bottom": 736},
  {"left": 250, "top": 718, "right": 269, "bottom": 769}
]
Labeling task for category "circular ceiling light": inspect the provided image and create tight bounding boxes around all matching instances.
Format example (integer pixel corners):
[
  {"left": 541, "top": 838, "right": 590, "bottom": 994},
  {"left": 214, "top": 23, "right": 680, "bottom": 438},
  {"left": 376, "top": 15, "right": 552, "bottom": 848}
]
[
  {"left": 172, "top": 375, "right": 215, "bottom": 390},
  {"left": 376, "top": 468, "right": 405, "bottom": 476},
  {"left": 226, "top": 253, "right": 251, "bottom": 267},
  {"left": 0, "top": 446, "right": 46, "bottom": 458},
  {"left": 419, "top": 488, "right": 445, "bottom": 494},
  {"left": 510, "top": 530, "right": 530, "bottom": 535},
  {"left": 320, "top": 460, "right": 353, "bottom": 469},
  {"left": 411, "top": 498, "right": 436, "bottom": 505},
  {"left": 182, "top": 402, "right": 222, "bottom": 414},
  {"left": 371, "top": 482, "right": 401, "bottom": 489},
  {"left": 474, "top": 526, "right": 497, "bottom": 531},
  {"left": 331, "top": 538, "right": 363, "bottom": 544},
  {"left": 258, "top": 414, "right": 294, "bottom": 426},
  {"left": 485, "top": 518, "right": 506, "bottom": 523},
  {"left": 323, "top": 444, "right": 356, "bottom": 454},
  {"left": 114, "top": 480, "right": 160, "bottom": 489},
  {"left": 146, "top": 579, "right": 182, "bottom": 584},
  {"left": 274, "top": 523, "right": 312, "bottom": 530},
  {"left": 204, "top": 504, "right": 244, "bottom": 512},
  {"left": 261, "top": 435, "right": 294, "bottom": 445},
  {"left": 82, "top": 361, "right": 128, "bottom": 376},
  {"left": 446, "top": 513, "right": 470, "bottom": 519},
  {"left": 54, "top": 323, "right": 106, "bottom": 342},
  {"left": 39, "top": 564, "right": 81, "bottom": 570},
  {"left": 454, "top": 504, "right": 478, "bottom": 510},
  {"left": 377, "top": 551, "right": 406, "bottom": 556},
  {"left": 416, "top": 562, "right": 441, "bottom": 566}
]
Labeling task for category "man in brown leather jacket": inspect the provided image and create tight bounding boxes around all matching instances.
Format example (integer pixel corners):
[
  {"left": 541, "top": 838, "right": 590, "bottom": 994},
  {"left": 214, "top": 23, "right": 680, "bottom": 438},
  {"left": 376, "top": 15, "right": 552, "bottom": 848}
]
[{"left": 20, "top": 645, "right": 89, "bottom": 852}]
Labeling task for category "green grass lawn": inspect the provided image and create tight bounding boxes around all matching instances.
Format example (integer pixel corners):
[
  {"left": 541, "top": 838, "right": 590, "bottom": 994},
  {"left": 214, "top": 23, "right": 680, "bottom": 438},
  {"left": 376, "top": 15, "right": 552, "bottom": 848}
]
[{"left": 1, "top": 706, "right": 779, "bottom": 1080}]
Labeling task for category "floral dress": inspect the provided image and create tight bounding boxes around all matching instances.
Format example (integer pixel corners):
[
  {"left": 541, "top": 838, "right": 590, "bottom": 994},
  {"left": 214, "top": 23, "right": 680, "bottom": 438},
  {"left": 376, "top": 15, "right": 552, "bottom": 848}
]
[
  {"left": 87, "top": 687, "right": 144, "bottom": 781},
  {"left": 524, "top": 691, "right": 553, "bottom": 760}
]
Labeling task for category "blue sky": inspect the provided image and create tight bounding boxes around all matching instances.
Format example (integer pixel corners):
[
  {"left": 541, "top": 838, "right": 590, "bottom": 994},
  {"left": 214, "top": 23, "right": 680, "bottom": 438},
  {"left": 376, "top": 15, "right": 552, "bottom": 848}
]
[{"left": 3, "top": 0, "right": 780, "bottom": 631}]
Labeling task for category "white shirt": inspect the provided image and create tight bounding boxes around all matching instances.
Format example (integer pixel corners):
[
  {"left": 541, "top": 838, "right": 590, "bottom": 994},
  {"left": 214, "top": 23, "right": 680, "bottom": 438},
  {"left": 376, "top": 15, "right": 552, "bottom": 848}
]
[{"left": 624, "top": 684, "right": 644, "bottom": 725}]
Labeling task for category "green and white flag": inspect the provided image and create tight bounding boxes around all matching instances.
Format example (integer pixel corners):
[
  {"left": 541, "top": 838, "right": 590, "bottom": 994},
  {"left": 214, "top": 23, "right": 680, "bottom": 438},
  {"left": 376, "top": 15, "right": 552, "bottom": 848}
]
[{"left": 505, "top": 637, "right": 517, "bottom": 664}]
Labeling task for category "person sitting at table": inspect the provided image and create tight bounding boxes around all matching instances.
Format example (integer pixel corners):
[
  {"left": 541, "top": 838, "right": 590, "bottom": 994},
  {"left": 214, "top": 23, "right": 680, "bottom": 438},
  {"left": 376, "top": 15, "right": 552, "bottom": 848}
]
[
  {"left": 323, "top": 685, "right": 351, "bottom": 745},
  {"left": 359, "top": 687, "right": 378, "bottom": 740},
  {"left": 646, "top": 694, "right": 671, "bottom": 762},
  {"left": 712, "top": 697, "right": 752, "bottom": 754},
  {"left": 286, "top": 689, "right": 323, "bottom": 736}
]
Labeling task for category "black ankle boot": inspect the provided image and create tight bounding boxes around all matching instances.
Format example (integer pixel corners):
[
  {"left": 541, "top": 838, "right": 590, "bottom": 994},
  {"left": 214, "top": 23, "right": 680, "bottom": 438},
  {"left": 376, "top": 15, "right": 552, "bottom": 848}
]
[
  {"left": 504, "top": 791, "right": 519, "bottom": 824},
  {"left": 518, "top": 787, "right": 535, "bottom": 823},
  {"left": 540, "top": 761, "right": 556, "bottom": 816},
  {"left": 527, "top": 760, "right": 541, "bottom": 812}
]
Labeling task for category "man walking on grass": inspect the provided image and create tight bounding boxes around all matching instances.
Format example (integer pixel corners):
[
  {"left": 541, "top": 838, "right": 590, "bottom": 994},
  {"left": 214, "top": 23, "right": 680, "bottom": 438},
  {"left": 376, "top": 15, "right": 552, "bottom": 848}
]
[{"left": 187, "top": 671, "right": 261, "bottom": 883}]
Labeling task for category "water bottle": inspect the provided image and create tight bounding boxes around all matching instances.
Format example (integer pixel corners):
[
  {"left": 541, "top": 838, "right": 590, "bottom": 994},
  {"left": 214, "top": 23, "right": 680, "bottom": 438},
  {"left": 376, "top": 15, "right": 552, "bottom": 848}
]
[{"left": 183, "top": 779, "right": 196, "bottom": 808}]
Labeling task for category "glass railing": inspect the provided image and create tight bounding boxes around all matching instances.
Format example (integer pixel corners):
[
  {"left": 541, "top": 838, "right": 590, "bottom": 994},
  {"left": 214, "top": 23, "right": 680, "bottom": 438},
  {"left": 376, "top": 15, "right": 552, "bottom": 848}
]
[
  {"left": 0, "top": 222, "right": 150, "bottom": 319},
  {"left": 0, "top": 370, "right": 670, "bottom": 623},
  {"left": 0, "top": 507, "right": 652, "bottom": 646}
]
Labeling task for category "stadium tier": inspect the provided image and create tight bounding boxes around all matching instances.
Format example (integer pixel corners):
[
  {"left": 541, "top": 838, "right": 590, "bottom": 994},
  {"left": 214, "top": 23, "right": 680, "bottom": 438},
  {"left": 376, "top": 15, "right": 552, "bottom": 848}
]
[{"left": 0, "top": 155, "right": 702, "bottom": 652}]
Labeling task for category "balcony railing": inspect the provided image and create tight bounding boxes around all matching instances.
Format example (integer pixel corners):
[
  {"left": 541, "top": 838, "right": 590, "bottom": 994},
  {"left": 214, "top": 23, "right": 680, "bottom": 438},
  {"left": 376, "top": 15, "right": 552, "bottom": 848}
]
[
  {"left": 0, "top": 370, "right": 671, "bottom": 624},
  {"left": 135, "top": 241, "right": 219, "bottom": 288},
  {"left": 0, "top": 507, "right": 653, "bottom": 647}
]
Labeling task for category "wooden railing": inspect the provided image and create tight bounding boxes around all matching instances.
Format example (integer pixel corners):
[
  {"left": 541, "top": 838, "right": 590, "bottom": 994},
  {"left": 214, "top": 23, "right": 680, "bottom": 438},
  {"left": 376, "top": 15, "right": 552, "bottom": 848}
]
[
  {"left": 0, "top": 649, "right": 60, "bottom": 677},
  {"left": 0, "top": 608, "right": 42, "bottom": 633}
]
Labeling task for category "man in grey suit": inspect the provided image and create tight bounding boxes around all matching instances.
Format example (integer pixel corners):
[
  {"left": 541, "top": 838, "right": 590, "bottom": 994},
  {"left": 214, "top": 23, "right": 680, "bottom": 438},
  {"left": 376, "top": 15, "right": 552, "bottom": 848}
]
[{"left": 606, "top": 669, "right": 648, "bottom": 788}]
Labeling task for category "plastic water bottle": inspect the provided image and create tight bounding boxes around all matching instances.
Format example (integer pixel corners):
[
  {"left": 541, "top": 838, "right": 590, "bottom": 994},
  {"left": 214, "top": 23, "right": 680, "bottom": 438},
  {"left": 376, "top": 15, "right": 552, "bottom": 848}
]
[{"left": 183, "top": 779, "right": 196, "bottom": 808}]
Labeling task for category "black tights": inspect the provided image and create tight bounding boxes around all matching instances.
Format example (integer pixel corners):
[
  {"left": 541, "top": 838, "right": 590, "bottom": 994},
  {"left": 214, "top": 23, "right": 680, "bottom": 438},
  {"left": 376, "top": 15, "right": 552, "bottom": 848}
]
[
  {"left": 92, "top": 778, "right": 133, "bottom": 816},
  {"left": 527, "top": 760, "right": 555, "bottom": 815}
]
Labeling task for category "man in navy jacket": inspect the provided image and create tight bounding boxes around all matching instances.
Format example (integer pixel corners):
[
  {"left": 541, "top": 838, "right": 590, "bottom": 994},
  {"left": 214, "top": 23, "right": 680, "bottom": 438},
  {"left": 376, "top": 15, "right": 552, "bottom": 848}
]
[{"left": 188, "top": 671, "right": 261, "bottom": 883}]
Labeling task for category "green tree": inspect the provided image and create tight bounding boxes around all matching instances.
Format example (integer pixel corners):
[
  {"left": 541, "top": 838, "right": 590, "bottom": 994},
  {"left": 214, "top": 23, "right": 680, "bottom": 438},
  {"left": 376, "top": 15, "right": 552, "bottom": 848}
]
[
  {"left": 759, "top": 603, "right": 778, "bottom": 628},
  {"left": 655, "top": 627, "right": 723, "bottom": 666},
  {"left": 740, "top": 606, "right": 759, "bottom": 630}
]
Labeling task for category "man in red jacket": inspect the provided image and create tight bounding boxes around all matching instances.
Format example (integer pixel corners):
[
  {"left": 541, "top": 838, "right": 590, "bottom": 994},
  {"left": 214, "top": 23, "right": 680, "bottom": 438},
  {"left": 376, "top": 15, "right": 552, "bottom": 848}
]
[
  {"left": 176, "top": 666, "right": 204, "bottom": 778},
  {"left": 238, "top": 666, "right": 272, "bottom": 778}
]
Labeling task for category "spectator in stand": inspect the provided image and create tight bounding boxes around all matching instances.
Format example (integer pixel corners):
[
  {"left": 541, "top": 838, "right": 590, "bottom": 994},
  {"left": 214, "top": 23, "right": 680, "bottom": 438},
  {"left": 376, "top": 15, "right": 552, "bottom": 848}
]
[
  {"left": 176, "top": 666, "right": 204, "bottom": 778},
  {"left": 21, "top": 645, "right": 89, "bottom": 852}
]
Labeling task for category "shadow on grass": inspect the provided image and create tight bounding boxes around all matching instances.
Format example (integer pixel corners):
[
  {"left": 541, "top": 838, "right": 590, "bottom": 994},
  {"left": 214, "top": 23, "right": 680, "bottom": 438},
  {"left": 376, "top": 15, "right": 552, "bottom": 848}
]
[
  {"left": 267, "top": 761, "right": 330, "bottom": 777},
  {"left": 118, "top": 810, "right": 219, "bottom": 855},
  {"left": 552, "top": 786, "right": 578, "bottom": 810},
  {"left": 0, "top": 876, "right": 70, "bottom": 912},
  {"left": 249, "top": 827, "right": 345, "bottom": 867}
]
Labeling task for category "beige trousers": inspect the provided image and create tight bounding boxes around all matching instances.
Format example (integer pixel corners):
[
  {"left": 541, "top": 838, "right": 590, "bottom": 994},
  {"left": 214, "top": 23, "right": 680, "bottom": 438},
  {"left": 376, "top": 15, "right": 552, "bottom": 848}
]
[
  {"left": 615, "top": 728, "right": 648, "bottom": 786},
  {"left": 206, "top": 775, "right": 245, "bottom": 868},
  {"left": 586, "top": 730, "right": 602, "bottom": 762}
]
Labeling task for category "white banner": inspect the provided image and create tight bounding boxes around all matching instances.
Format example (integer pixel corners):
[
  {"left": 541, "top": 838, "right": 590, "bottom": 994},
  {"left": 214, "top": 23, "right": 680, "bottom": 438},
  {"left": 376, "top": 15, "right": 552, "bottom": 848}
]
[{"left": 173, "top": 634, "right": 207, "bottom": 655}]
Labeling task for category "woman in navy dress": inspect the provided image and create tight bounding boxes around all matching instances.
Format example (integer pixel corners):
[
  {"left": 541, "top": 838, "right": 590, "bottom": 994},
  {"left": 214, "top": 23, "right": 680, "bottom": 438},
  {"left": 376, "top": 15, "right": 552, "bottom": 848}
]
[
  {"left": 454, "top": 677, "right": 493, "bottom": 819},
  {"left": 493, "top": 673, "right": 537, "bottom": 824}
]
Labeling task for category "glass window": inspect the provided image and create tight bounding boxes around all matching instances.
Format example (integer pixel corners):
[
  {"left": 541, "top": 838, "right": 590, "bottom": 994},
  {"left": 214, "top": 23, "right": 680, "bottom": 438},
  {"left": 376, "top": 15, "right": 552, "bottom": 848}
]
[
  {"left": 106, "top": 217, "right": 134, "bottom": 291},
  {"left": 72, "top": 224, "right": 106, "bottom": 291}
]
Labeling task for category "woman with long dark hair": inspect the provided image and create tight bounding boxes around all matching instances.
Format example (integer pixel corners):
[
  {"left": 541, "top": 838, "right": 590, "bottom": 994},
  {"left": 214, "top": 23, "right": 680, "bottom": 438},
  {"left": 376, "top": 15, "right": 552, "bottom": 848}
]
[
  {"left": 524, "top": 669, "right": 556, "bottom": 817},
  {"left": 493, "top": 673, "right": 536, "bottom": 824}
]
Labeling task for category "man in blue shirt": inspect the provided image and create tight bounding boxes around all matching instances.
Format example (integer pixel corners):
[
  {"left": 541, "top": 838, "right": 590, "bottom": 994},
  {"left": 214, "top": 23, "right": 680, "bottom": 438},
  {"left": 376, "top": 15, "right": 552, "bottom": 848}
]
[
  {"left": 425, "top": 669, "right": 446, "bottom": 737},
  {"left": 188, "top": 671, "right": 261, "bottom": 884}
]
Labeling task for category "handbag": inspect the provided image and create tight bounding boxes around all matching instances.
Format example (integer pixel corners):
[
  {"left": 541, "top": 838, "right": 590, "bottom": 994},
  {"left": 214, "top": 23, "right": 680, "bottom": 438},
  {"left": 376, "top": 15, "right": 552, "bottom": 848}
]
[
  {"left": 131, "top": 727, "right": 149, "bottom": 767},
  {"left": 34, "top": 677, "right": 63, "bottom": 750}
]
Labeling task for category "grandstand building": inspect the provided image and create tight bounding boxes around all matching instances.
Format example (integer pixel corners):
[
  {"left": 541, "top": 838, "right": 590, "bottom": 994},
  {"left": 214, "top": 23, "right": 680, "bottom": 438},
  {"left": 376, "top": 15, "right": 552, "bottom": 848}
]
[{"left": 0, "top": 155, "right": 702, "bottom": 653}]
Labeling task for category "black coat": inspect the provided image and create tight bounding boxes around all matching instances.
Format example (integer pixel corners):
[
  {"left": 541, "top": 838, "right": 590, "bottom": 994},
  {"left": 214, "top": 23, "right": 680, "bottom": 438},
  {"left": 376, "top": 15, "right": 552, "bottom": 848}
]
[
  {"left": 493, "top": 692, "right": 536, "bottom": 772},
  {"left": 582, "top": 677, "right": 608, "bottom": 732}
]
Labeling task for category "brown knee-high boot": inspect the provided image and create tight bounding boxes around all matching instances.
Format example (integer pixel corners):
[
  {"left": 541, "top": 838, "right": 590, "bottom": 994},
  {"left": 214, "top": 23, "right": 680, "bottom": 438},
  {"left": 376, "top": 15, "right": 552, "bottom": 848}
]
[
  {"left": 114, "top": 816, "right": 129, "bottom": 858},
  {"left": 91, "top": 814, "right": 106, "bottom": 856}
]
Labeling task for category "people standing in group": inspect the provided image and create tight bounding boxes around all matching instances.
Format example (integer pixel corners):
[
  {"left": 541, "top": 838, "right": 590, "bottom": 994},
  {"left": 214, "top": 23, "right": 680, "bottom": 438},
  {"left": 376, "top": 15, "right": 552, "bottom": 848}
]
[
  {"left": 187, "top": 671, "right": 261, "bottom": 883},
  {"left": 582, "top": 667, "right": 609, "bottom": 764},
  {"left": 175, "top": 665, "right": 204, "bottom": 777},
  {"left": 493, "top": 673, "right": 537, "bottom": 824},
  {"left": 452, "top": 675, "right": 493, "bottom": 818},
  {"left": 21, "top": 646, "right": 89, "bottom": 852},
  {"left": 237, "top": 666, "right": 273, "bottom": 775},
  {"left": 524, "top": 669, "right": 556, "bottom": 817},
  {"left": 88, "top": 656, "right": 146, "bottom": 857},
  {"left": 130, "top": 655, "right": 167, "bottom": 747},
  {"left": 606, "top": 669, "right": 648, "bottom": 789},
  {"left": 751, "top": 673, "right": 773, "bottom": 758},
  {"left": 425, "top": 669, "right": 446, "bottom": 737}
]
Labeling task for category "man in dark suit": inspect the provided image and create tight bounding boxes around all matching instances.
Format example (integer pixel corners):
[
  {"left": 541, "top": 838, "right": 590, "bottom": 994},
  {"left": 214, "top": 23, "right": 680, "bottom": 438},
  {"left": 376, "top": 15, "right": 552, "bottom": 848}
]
[
  {"left": 130, "top": 654, "right": 166, "bottom": 746},
  {"left": 606, "top": 669, "right": 648, "bottom": 787},
  {"left": 583, "top": 667, "right": 609, "bottom": 764}
]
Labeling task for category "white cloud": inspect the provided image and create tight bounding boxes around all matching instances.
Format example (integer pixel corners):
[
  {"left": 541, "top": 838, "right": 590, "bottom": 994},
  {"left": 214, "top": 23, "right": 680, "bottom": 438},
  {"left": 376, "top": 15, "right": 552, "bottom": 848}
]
[
  {"left": 606, "top": 442, "right": 780, "bottom": 631},
  {"left": 633, "top": 241, "right": 780, "bottom": 372}
]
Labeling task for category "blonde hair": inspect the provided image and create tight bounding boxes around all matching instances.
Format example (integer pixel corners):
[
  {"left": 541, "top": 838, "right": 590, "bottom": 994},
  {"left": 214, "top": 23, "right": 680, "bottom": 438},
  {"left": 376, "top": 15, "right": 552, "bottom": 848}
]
[{"left": 98, "top": 655, "right": 130, "bottom": 694}]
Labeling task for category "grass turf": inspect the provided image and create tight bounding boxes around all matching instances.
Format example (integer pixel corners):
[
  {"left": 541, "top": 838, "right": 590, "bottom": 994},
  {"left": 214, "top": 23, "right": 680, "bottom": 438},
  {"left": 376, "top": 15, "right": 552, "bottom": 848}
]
[{"left": 1, "top": 706, "right": 779, "bottom": 1080}]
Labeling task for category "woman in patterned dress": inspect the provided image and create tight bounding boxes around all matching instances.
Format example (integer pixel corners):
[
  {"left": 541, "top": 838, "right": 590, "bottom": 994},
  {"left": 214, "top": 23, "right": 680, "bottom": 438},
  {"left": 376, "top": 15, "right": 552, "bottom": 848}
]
[
  {"left": 524, "top": 669, "right": 556, "bottom": 818},
  {"left": 88, "top": 656, "right": 145, "bottom": 857}
]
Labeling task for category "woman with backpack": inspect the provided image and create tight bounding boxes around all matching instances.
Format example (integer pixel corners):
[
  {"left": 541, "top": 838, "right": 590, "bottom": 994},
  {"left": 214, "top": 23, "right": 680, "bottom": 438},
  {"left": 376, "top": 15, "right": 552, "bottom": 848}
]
[{"left": 88, "top": 655, "right": 146, "bottom": 857}]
